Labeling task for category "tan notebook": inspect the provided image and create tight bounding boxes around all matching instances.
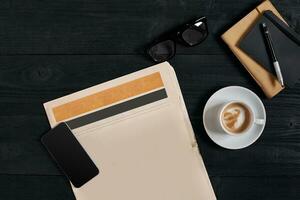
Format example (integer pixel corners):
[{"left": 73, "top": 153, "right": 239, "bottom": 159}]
[
  {"left": 44, "top": 62, "right": 216, "bottom": 200},
  {"left": 221, "top": 0, "right": 285, "bottom": 98}
]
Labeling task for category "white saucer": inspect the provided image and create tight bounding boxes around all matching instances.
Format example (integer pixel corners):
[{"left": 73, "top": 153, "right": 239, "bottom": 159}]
[{"left": 203, "top": 86, "right": 266, "bottom": 150}]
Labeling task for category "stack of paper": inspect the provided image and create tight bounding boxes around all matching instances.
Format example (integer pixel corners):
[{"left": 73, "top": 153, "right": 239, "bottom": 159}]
[{"left": 44, "top": 62, "right": 216, "bottom": 200}]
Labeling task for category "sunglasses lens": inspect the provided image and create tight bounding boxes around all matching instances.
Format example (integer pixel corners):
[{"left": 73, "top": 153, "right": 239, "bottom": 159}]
[
  {"left": 148, "top": 40, "right": 175, "bottom": 62},
  {"left": 181, "top": 20, "right": 208, "bottom": 46}
]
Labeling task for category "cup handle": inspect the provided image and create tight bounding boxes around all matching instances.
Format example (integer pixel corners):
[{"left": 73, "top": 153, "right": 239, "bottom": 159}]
[{"left": 254, "top": 118, "right": 265, "bottom": 125}]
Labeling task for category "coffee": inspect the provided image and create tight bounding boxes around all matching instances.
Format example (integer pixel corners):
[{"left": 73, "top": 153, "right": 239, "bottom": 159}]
[{"left": 221, "top": 102, "right": 252, "bottom": 134}]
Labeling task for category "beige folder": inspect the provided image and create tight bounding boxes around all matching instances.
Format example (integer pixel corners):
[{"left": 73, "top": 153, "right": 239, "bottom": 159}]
[
  {"left": 221, "top": 0, "right": 285, "bottom": 98},
  {"left": 44, "top": 62, "right": 216, "bottom": 200}
]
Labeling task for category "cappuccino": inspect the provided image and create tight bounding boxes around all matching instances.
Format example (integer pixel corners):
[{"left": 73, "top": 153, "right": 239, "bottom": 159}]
[{"left": 221, "top": 102, "right": 252, "bottom": 134}]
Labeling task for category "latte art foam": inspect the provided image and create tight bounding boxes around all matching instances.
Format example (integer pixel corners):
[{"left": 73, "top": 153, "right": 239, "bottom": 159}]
[{"left": 221, "top": 103, "right": 252, "bottom": 133}]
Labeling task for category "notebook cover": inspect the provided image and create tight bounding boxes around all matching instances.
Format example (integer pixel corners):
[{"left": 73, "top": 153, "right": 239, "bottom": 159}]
[
  {"left": 239, "top": 11, "right": 300, "bottom": 87},
  {"left": 221, "top": 0, "right": 284, "bottom": 98}
]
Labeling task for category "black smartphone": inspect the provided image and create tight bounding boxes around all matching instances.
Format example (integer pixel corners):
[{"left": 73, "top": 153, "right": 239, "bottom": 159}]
[{"left": 41, "top": 122, "right": 99, "bottom": 188}]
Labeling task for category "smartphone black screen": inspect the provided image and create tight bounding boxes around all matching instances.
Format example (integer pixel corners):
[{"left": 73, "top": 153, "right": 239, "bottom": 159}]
[{"left": 41, "top": 123, "right": 99, "bottom": 188}]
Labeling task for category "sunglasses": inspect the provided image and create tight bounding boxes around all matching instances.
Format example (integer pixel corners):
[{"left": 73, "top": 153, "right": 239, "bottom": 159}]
[{"left": 147, "top": 17, "right": 208, "bottom": 63}]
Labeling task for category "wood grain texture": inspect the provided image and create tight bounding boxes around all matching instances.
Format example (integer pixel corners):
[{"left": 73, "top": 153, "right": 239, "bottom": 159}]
[
  {"left": 0, "top": 55, "right": 299, "bottom": 178},
  {"left": 0, "top": 175, "right": 75, "bottom": 200},
  {"left": 0, "top": 0, "right": 299, "bottom": 199},
  {"left": 0, "top": 175, "right": 299, "bottom": 200},
  {"left": 0, "top": 0, "right": 298, "bottom": 55}
]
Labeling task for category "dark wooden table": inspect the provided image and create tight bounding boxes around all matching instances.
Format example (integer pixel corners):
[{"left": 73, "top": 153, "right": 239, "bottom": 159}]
[{"left": 0, "top": 0, "right": 299, "bottom": 199}]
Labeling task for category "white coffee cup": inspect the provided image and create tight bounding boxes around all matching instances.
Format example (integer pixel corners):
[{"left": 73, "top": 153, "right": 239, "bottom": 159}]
[{"left": 218, "top": 101, "right": 265, "bottom": 136}]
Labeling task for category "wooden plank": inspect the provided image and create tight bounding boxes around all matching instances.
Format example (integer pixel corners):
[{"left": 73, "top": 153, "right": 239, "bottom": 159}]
[
  {"left": 0, "top": 174, "right": 299, "bottom": 200},
  {"left": 211, "top": 176, "right": 300, "bottom": 200},
  {"left": 0, "top": 1, "right": 9, "bottom": 9},
  {"left": 0, "top": 0, "right": 298, "bottom": 54},
  {"left": 0, "top": 175, "right": 75, "bottom": 200},
  {"left": 0, "top": 55, "right": 299, "bottom": 176}
]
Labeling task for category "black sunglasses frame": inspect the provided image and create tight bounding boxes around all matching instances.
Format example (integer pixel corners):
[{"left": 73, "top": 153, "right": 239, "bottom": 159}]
[{"left": 147, "top": 16, "right": 208, "bottom": 62}]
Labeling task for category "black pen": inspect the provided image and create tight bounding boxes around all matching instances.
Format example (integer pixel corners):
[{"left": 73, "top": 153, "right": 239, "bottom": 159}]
[{"left": 261, "top": 23, "right": 284, "bottom": 86}]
